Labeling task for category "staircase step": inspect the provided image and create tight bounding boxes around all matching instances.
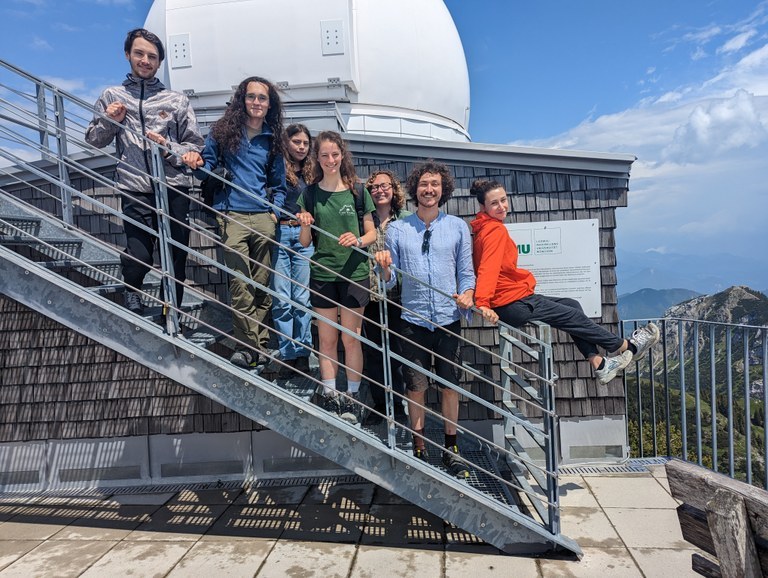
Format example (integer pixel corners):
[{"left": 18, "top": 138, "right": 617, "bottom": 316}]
[
  {"left": 502, "top": 400, "right": 548, "bottom": 447},
  {"left": 500, "top": 365, "right": 543, "bottom": 404},
  {"left": 500, "top": 330, "right": 540, "bottom": 360},
  {"left": 0, "top": 216, "right": 42, "bottom": 236}
]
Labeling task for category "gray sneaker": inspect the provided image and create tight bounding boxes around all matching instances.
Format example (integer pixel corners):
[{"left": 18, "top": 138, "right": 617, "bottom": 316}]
[
  {"left": 230, "top": 349, "right": 258, "bottom": 369},
  {"left": 339, "top": 392, "right": 362, "bottom": 425},
  {"left": 595, "top": 350, "right": 633, "bottom": 384},
  {"left": 442, "top": 445, "right": 470, "bottom": 479},
  {"left": 629, "top": 323, "right": 660, "bottom": 361}
]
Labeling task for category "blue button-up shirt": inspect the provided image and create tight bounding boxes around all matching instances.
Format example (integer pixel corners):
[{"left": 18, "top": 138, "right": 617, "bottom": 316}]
[{"left": 385, "top": 211, "right": 475, "bottom": 330}]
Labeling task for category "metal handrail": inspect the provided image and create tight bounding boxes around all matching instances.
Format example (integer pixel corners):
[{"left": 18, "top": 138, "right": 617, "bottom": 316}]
[{"left": 0, "top": 60, "right": 564, "bottom": 532}]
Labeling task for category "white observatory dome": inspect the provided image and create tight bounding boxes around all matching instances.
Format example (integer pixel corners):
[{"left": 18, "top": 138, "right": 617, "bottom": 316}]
[{"left": 144, "top": 0, "right": 470, "bottom": 141}]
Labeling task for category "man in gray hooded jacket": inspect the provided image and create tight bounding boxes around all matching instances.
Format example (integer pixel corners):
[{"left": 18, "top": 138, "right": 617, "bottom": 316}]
[{"left": 86, "top": 28, "right": 203, "bottom": 314}]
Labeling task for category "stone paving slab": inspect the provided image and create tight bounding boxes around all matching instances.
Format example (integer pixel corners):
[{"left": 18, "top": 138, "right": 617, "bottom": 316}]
[
  {"left": 281, "top": 503, "right": 369, "bottom": 543},
  {"left": 446, "top": 549, "right": 538, "bottom": 577},
  {"left": 50, "top": 504, "right": 153, "bottom": 541},
  {"left": 78, "top": 541, "right": 193, "bottom": 578},
  {"left": 257, "top": 540, "right": 356, "bottom": 578},
  {"left": 0, "top": 541, "right": 42, "bottom": 572},
  {"left": 560, "top": 506, "right": 623, "bottom": 548},
  {"left": 125, "top": 503, "right": 228, "bottom": 542},
  {"left": 539, "top": 546, "right": 643, "bottom": 577},
  {"left": 352, "top": 544, "right": 443, "bottom": 578},
  {"left": 205, "top": 504, "right": 298, "bottom": 540},
  {"left": 361, "top": 504, "right": 444, "bottom": 546},
  {"left": 0, "top": 539, "right": 117, "bottom": 577},
  {"left": 233, "top": 485, "right": 308, "bottom": 506},
  {"left": 168, "top": 488, "right": 243, "bottom": 506},
  {"left": 558, "top": 475, "right": 600, "bottom": 508},
  {"left": 603, "top": 507, "right": 690, "bottom": 549},
  {"left": 630, "top": 546, "right": 703, "bottom": 577},
  {"left": 166, "top": 539, "right": 275, "bottom": 577},
  {"left": 584, "top": 474, "right": 678, "bottom": 509}
]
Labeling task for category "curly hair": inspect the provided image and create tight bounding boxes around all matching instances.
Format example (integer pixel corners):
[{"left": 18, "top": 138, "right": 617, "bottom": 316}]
[
  {"left": 283, "top": 124, "right": 314, "bottom": 187},
  {"left": 470, "top": 179, "right": 504, "bottom": 205},
  {"left": 310, "top": 131, "right": 358, "bottom": 192},
  {"left": 210, "top": 76, "right": 285, "bottom": 163},
  {"left": 365, "top": 170, "right": 405, "bottom": 215},
  {"left": 405, "top": 159, "right": 454, "bottom": 207}
]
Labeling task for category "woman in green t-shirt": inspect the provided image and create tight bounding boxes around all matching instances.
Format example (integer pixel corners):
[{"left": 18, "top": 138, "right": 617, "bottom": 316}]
[{"left": 297, "top": 131, "right": 376, "bottom": 423}]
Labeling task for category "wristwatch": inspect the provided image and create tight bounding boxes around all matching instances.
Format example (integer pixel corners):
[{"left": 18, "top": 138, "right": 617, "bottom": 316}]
[{"left": 356, "top": 236, "right": 363, "bottom": 247}]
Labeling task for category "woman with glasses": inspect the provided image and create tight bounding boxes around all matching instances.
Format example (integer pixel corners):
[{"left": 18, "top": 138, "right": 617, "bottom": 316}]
[
  {"left": 470, "top": 179, "right": 660, "bottom": 384},
  {"left": 296, "top": 131, "right": 376, "bottom": 423},
  {"left": 361, "top": 170, "right": 411, "bottom": 425},
  {"left": 271, "top": 124, "right": 314, "bottom": 376}
]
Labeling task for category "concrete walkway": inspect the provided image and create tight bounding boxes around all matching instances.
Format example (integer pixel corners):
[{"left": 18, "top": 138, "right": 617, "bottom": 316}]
[{"left": 0, "top": 465, "right": 704, "bottom": 577}]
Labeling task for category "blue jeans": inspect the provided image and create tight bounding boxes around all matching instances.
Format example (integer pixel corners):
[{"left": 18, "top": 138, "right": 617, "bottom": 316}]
[{"left": 272, "top": 224, "right": 314, "bottom": 359}]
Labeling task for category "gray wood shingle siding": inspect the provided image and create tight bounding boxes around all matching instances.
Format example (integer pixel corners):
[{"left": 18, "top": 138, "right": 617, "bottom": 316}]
[{"left": 0, "top": 144, "right": 631, "bottom": 441}]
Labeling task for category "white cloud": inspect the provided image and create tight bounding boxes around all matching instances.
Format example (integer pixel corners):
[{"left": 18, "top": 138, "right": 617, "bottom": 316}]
[
  {"left": 42, "top": 76, "right": 87, "bottom": 93},
  {"left": 717, "top": 29, "right": 756, "bottom": 54},
  {"left": 663, "top": 89, "right": 768, "bottom": 163},
  {"left": 31, "top": 36, "right": 52, "bottom": 51}
]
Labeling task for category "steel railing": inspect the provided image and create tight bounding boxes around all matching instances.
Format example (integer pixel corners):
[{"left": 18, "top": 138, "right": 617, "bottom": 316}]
[
  {"left": 622, "top": 317, "right": 768, "bottom": 489},
  {"left": 0, "top": 57, "right": 564, "bottom": 536}
]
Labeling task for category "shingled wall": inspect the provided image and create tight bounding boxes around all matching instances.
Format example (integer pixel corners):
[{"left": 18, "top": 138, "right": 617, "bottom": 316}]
[{"left": 0, "top": 150, "right": 630, "bottom": 443}]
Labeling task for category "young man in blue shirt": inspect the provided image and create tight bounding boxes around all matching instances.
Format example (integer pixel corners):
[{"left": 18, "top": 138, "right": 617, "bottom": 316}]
[{"left": 375, "top": 160, "right": 475, "bottom": 478}]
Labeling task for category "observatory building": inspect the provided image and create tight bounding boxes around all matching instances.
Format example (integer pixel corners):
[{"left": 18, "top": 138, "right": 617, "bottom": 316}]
[{"left": 145, "top": 0, "right": 471, "bottom": 141}]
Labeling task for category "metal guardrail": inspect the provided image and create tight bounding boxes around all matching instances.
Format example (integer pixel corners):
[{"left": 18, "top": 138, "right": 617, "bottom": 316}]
[
  {"left": 0, "top": 58, "right": 565, "bottom": 541},
  {"left": 622, "top": 317, "right": 768, "bottom": 489}
]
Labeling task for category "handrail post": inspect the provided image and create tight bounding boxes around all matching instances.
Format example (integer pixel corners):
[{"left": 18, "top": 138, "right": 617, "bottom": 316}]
[
  {"left": 537, "top": 323, "right": 559, "bottom": 535},
  {"left": 35, "top": 83, "right": 50, "bottom": 160},
  {"left": 149, "top": 144, "right": 180, "bottom": 335},
  {"left": 52, "top": 90, "right": 73, "bottom": 225},
  {"left": 377, "top": 272, "right": 397, "bottom": 449}
]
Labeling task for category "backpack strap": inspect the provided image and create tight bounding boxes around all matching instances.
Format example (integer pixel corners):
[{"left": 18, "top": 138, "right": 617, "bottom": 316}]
[{"left": 353, "top": 182, "right": 366, "bottom": 236}]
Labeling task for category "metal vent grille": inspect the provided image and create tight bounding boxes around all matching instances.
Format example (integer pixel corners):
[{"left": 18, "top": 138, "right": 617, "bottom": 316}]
[{"left": 559, "top": 457, "right": 669, "bottom": 476}]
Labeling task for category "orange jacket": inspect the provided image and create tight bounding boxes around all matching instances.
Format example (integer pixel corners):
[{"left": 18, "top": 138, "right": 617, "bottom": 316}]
[{"left": 470, "top": 211, "right": 536, "bottom": 308}]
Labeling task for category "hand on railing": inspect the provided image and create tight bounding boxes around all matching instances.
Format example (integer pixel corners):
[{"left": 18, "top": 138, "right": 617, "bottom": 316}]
[
  {"left": 374, "top": 250, "right": 392, "bottom": 282},
  {"left": 181, "top": 151, "right": 203, "bottom": 169},
  {"left": 478, "top": 306, "right": 499, "bottom": 325},
  {"left": 453, "top": 289, "right": 474, "bottom": 310}
]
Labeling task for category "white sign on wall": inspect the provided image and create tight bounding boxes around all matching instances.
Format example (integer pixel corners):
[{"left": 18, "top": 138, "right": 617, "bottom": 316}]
[{"left": 505, "top": 219, "right": 602, "bottom": 318}]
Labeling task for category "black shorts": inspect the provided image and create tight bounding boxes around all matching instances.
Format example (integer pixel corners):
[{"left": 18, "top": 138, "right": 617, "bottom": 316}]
[
  {"left": 400, "top": 321, "right": 461, "bottom": 392},
  {"left": 310, "top": 277, "right": 371, "bottom": 309}
]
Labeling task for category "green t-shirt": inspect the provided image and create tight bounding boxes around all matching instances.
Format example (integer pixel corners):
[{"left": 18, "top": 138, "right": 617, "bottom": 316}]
[{"left": 298, "top": 184, "right": 376, "bottom": 282}]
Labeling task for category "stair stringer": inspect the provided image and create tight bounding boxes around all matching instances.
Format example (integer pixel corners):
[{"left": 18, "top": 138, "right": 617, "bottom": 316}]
[{"left": 0, "top": 246, "right": 582, "bottom": 557}]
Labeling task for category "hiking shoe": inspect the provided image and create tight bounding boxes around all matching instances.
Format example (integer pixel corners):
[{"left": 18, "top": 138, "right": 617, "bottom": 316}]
[
  {"left": 442, "top": 445, "right": 470, "bottom": 479},
  {"left": 629, "top": 322, "right": 661, "bottom": 362},
  {"left": 413, "top": 447, "right": 429, "bottom": 462},
  {"left": 260, "top": 348, "right": 281, "bottom": 372},
  {"left": 294, "top": 356, "right": 311, "bottom": 375},
  {"left": 124, "top": 291, "right": 144, "bottom": 314},
  {"left": 595, "top": 350, "right": 633, "bottom": 384},
  {"left": 339, "top": 392, "right": 362, "bottom": 425},
  {"left": 230, "top": 349, "right": 258, "bottom": 369},
  {"left": 319, "top": 392, "right": 342, "bottom": 416}
]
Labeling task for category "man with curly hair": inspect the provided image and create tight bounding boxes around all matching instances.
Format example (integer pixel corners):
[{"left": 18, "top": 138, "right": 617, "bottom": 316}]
[
  {"left": 183, "top": 76, "right": 287, "bottom": 369},
  {"left": 375, "top": 160, "right": 475, "bottom": 478}
]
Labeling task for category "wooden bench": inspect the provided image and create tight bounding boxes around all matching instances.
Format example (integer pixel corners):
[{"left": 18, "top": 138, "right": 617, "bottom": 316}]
[{"left": 666, "top": 459, "right": 768, "bottom": 577}]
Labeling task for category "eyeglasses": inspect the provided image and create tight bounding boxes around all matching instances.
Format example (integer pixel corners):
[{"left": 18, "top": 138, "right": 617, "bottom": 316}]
[
  {"left": 369, "top": 182, "right": 392, "bottom": 193},
  {"left": 422, "top": 229, "right": 432, "bottom": 254},
  {"left": 245, "top": 93, "right": 269, "bottom": 103}
]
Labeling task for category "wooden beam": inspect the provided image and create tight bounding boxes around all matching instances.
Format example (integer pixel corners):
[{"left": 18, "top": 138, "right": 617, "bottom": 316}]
[{"left": 706, "top": 488, "right": 762, "bottom": 578}]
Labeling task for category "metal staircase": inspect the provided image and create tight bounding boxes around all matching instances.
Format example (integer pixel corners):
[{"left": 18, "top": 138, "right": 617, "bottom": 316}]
[{"left": 0, "top": 58, "right": 580, "bottom": 556}]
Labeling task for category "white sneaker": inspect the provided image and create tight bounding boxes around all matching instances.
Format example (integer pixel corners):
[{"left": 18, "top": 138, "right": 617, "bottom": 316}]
[
  {"left": 595, "top": 350, "right": 633, "bottom": 384},
  {"left": 629, "top": 323, "right": 660, "bottom": 362}
]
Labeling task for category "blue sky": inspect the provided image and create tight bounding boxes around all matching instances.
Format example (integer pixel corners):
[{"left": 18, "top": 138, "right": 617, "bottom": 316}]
[{"left": 1, "top": 0, "right": 767, "bottom": 289}]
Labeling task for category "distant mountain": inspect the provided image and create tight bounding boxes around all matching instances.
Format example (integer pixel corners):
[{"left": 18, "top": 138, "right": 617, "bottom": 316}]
[
  {"left": 616, "top": 249, "right": 768, "bottom": 295},
  {"left": 618, "top": 288, "right": 701, "bottom": 321},
  {"left": 665, "top": 285, "right": 768, "bottom": 325}
]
